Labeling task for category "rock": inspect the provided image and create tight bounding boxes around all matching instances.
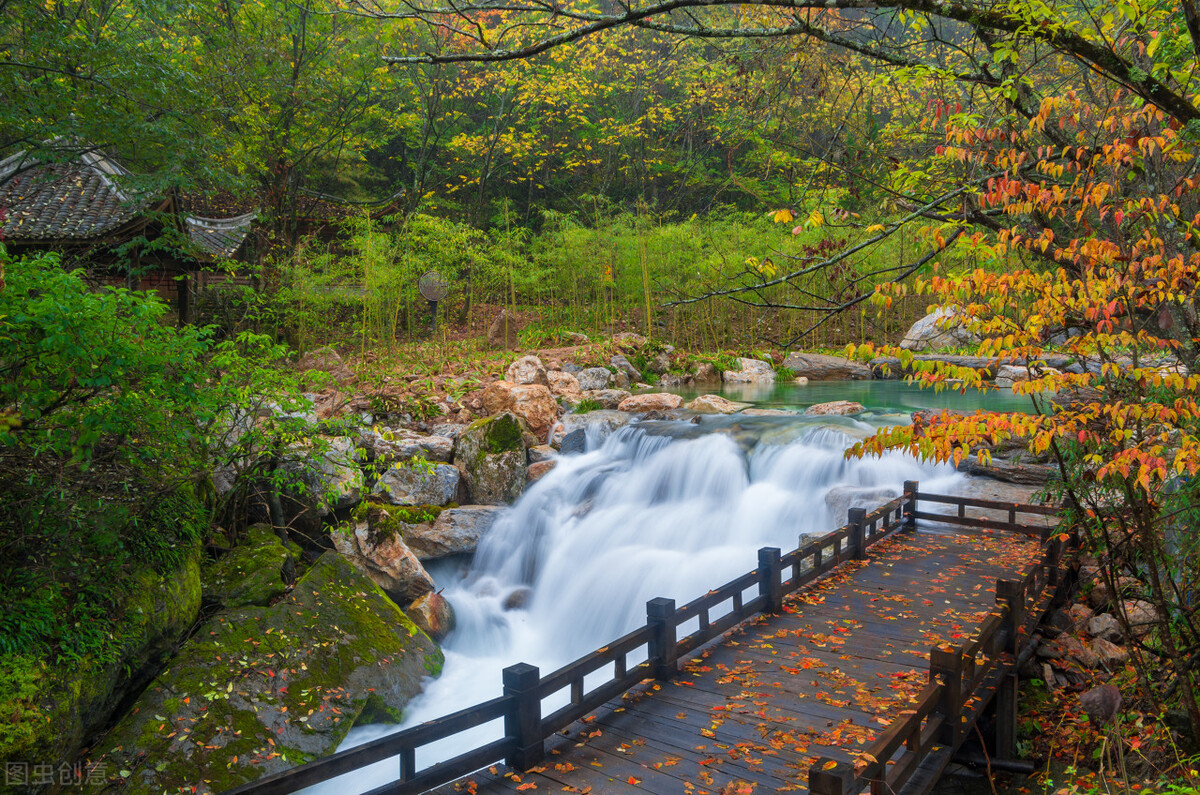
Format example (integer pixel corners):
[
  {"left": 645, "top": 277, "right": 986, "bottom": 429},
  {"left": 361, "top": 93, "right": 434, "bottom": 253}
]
[
  {"left": 723, "top": 357, "right": 776, "bottom": 384},
  {"left": 429, "top": 423, "right": 464, "bottom": 440},
  {"left": 528, "top": 444, "right": 556, "bottom": 463},
  {"left": 404, "top": 506, "right": 502, "bottom": 560},
  {"left": 1085, "top": 613, "right": 1124, "bottom": 643},
  {"left": 204, "top": 524, "right": 295, "bottom": 609},
  {"left": 90, "top": 553, "right": 442, "bottom": 793},
  {"left": 1088, "top": 576, "right": 1141, "bottom": 609},
  {"left": 528, "top": 460, "right": 557, "bottom": 482},
  {"left": 648, "top": 352, "right": 671, "bottom": 374},
  {"left": 1120, "top": 599, "right": 1157, "bottom": 636},
  {"left": 782, "top": 352, "right": 873, "bottom": 380},
  {"left": 805, "top": 400, "right": 865, "bottom": 416},
  {"left": 581, "top": 388, "right": 631, "bottom": 410},
  {"left": 611, "top": 332, "right": 646, "bottom": 350},
  {"left": 1068, "top": 604, "right": 1095, "bottom": 631},
  {"left": 995, "top": 364, "right": 1060, "bottom": 388},
  {"left": 454, "top": 412, "right": 529, "bottom": 504},
  {"left": 487, "top": 309, "right": 519, "bottom": 349},
  {"left": 503, "top": 587, "right": 532, "bottom": 610},
  {"left": 509, "top": 384, "right": 558, "bottom": 442},
  {"left": 548, "top": 371, "right": 583, "bottom": 401},
  {"left": 900, "top": 307, "right": 978, "bottom": 351},
  {"left": 794, "top": 376, "right": 809, "bottom": 385},
  {"left": 333, "top": 506, "right": 436, "bottom": 602},
  {"left": 577, "top": 367, "right": 613, "bottom": 391},
  {"left": 740, "top": 408, "right": 799, "bottom": 416},
  {"left": 298, "top": 346, "right": 342, "bottom": 371},
  {"left": 482, "top": 380, "right": 516, "bottom": 414},
  {"left": 359, "top": 427, "right": 455, "bottom": 464},
  {"left": 5, "top": 548, "right": 201, "bottom": 772},
  {"left": 405, "top": 591, "right": 456, "bottom": 641},
  {"left": 372, "top": 461, "right": 462, "bottom": 506},
  {"left": 611, "top": 370, "right": 630, "bottom": 389},
  {"left": 1064, "top": 635, "right": 1102, "bottom": 669},
  {"left": 550, "top": 410, "right": 633, "bottom": 446},
  {"left": 686, "top": 395, "right": 751, "bottom": 414},
  {"left": 957, "top": 454, "right": 1055, "bottom": 485},
  {"left": 659, "top": 373, "right": 693, "bottom": 388},
  {"left": 506, "top": 355, "right": 550, "bottom": 387},
  {"left": 1080, "top": 683, "right": 1122, "bottom": 725},
  {"left": 611, "top": 354, "right": 642, "bottom": 382},
  {"left": 563, "top": 331, "right": 589, "bottom": 344},
  {"left": 693, "top": 362, "right": 721, "bottom": 384},
  {"left": 825, "top": 486, "right": 899, "bottom": 526},
  {"left": 1091, "top": 638, "right": 1130, "bottom": 669},
  {"left": 281, "top": 435, "right": 363, "bottom": 517},
  {"left": 618, "top": 393, "right": 684, "bottom": 412},
  {"left": 559, "top": 429, "right": 587, "bottom": 454}
]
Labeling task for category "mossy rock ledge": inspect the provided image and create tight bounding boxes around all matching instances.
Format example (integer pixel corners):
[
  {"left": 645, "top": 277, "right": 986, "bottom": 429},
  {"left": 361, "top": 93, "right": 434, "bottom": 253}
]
[
  {"left": 203, "top": 523, "right": 296, "bottom": 609},
  {"left": 86, "top": 552, "right": 443, "bottom": 794},
  {"left": 0, "top": 549, "right": 202, "bottom": 778},
  {"left": 453, "top": 411, "right": 530, "bottom": 505}
]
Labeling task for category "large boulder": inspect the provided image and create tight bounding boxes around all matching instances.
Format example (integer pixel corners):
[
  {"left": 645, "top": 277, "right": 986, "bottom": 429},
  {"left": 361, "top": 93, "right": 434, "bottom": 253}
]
[
  {"left": 900, "top": 308, "right": 978, "bottom": 351},
  {"left": 611, "top": 332, "right": 647, "bottom": 350},
  {"left": 509, "top": 384, "right": 558, "bottom": 442},
  {"left": 204, "top": 524, "right": 295, "bottom": 609},
  {"left": 279, "top": 436, "right": 364, "bottom": 531},
  {"left": 618, "top": 393, "right": 684, "bottom": 413},
  {"left": 358, "top": 427, "right": 454, "bottom": 464},
  {"left": 404, "top": 506, "right": 503, "bottom": 560},
  {"left": 482, "top": 380, "right": 516, "bottom": 415},
  {"left": 506, "top": 355, "right": 550, "bottom": 387},
  {"left": 576, "top": 367, "right": 613, "bottom": 391},
  {"left": 783, "top": 352, "right": 873, "bottom": 381},
  {"left": 686, "top": 395, "right": 751, "bottom": 414},
  {"left": 487, "top": 309, "right": 519, "bottom": 349},
  {"left": 333, "top": 505, "right": 436, "bottom": 602},
  {"left": 805, "top": 400, "right": 865, "bottom": 416},
  {"left": 372, "top": 461, "right": 462, "bottom": 506},
  {"left": 723, "top": 357, "right": 776, "bottom": 384},
  {"left": 88, "top": 553, "right": 442, "bottom": 794},
  {"left": 454, "top": 412, "right": 530, "bottom": 504},
  {"left": 4, "top": 550, "right": 202, "bottom": 776},
  {"left": 550, "top": 410, "right": 633, "bottom": 447},
  {"left": 693, "top": 362, "right": 721, "bottom": 384}
]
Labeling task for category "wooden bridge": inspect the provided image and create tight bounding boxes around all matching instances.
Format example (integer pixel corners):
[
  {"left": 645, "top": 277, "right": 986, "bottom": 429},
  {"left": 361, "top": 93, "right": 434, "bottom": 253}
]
[{"left": 225, "top": 482, "right": 1069, "bottom": 795}]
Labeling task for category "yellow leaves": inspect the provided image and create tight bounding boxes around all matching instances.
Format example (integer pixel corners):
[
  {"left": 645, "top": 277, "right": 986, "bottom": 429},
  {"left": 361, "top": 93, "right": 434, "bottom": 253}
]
[
  {"left": 808, "top": 210, "right": 825, "bottom": 228},
  {"left": 866, "top": 224, "right": 886, "bottom": 234},
  {"left": 771, "top": 208, "right": 795, "bottom": 224}
]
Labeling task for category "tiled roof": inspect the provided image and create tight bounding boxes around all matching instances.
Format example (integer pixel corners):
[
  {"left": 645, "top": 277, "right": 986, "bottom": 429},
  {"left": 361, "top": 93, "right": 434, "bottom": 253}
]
[
  {"left": 185, "top": 212, "right": 256, "bottom": 259},
  {"left": 0, "top": 148, "right": 153, "bottom": 240}
]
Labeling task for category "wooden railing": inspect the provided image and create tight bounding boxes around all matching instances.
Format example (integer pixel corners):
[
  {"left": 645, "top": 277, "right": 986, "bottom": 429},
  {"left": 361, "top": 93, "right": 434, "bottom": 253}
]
[
  {"left": 221, "top": 482, "right": 1065, "bottom": 795},
  {"left": 809, "top": 500, "right": 1072, "bottom": 795}
]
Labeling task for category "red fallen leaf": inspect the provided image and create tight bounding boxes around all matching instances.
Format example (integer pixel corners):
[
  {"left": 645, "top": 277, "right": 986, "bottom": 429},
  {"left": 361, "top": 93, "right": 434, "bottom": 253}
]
[
  {"left": 516, "top": 784, "right": 537, "bottom": 791},
  {"left": 627, "top": 777, "right": 641, "bottom": 785}
]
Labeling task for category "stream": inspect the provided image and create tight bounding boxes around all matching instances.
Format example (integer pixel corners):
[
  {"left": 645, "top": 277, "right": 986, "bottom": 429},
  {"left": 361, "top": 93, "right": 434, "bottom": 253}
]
[{"left": 307, "top": 396, "right": 977, "bottom": 793}]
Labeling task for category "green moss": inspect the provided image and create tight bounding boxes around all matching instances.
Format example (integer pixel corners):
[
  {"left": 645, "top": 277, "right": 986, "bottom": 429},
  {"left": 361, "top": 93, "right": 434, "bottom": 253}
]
[
  {"left": 574, "top": 398, "right": 602, "bottom": 414},
  {"left": 483, "top": 413, "right": 524, "bottom": 454},
  {"left": 424, "top": 652, "right": 444, "bottom": 677},
  {"left": 390, "top": 504, "right": 446, "bottom": 525}
]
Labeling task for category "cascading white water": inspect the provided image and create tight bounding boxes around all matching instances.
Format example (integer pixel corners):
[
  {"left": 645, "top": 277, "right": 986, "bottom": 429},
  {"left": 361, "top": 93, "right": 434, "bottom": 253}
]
[{"left": 309, "top": 414, "right": 962, "bottom": 792}]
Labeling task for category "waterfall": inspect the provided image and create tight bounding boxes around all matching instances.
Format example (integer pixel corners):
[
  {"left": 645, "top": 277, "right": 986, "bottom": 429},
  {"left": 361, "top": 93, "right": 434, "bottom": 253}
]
[{"left": 308, "top": 415, "right": 962, "bottom": 792}]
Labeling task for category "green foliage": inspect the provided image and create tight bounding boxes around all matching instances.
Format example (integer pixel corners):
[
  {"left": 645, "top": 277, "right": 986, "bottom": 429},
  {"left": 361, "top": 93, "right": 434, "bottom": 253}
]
[{"left": 573, "top": 398, "right": 603, "bottom": 414}]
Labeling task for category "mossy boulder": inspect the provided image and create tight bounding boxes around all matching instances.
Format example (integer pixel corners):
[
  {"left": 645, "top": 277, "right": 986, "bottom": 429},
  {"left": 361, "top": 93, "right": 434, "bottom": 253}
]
[
  {"left": 453, "top": 412, "right": 529, "bottom": 504},
  {"left": 0, "top": 549, "right": 202, "bottom": 776},
  {"left": 203, "top": 524, "right": 296, "bottom": 609},
  {"left": 86, "top": 552, "right": 443, "bottom": 794}
]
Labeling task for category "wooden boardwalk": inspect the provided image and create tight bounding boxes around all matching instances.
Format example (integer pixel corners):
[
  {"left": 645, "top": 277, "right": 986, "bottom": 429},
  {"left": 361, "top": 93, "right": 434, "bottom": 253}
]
[
  {"left": 431, "top": 523, "right": 1048, "bottom": 795},
  {"left": 225, "top": 486, "right": 1067, "bottom": 795}
]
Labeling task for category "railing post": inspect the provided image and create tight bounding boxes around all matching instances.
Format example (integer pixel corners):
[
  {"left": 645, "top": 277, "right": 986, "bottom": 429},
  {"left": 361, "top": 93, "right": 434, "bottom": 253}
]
[
  {"left": 758, "top": 547, "right": 783, "bottom": 613},
  {"left": 809, "top": 757, "right": 855, "bottom": 795},
  {"left": 848, "top": 507, "right": 867, "bottom": 560},
  {"left": 647, "top": 597, "right": 678, "bottom": 681},
  {"left": 503, "top": 662, "right": 543, "bottom": 771},
  {"left": 931, "top": 644, "right": 965, "bottom": 747},
  {"left": 996, "top": 579, "right": 1024, "bottom": 654},
  {"left": 903, "top": 480, "right": 919, "bottom": 530}
]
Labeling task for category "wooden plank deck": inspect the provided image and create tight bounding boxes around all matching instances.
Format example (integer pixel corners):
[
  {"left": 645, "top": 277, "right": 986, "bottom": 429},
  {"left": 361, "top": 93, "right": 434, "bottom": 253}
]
[{"left": 432, "top": 522, "right": 1044, "bottom": 795}]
